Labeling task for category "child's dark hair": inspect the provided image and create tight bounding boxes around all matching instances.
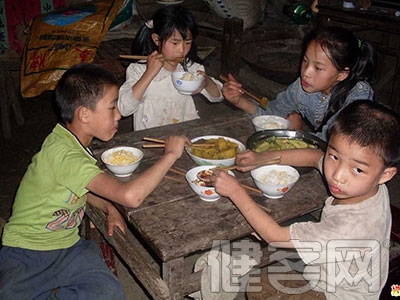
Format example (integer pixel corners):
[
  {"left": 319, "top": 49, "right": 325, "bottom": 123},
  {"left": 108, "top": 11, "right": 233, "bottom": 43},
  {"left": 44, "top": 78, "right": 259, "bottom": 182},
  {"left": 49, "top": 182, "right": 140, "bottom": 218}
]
[
  {"left": 330, "top": 100, "right": 400, "bottom": 168},
  {"left": 131, "top": 5, "right": 199, "bottom": 65},
  {"left": 55, "top": 63, "right": 118, "bottom": 123},
  {"left": 303, "top": 26, "right": 377, "bottom": 131}
]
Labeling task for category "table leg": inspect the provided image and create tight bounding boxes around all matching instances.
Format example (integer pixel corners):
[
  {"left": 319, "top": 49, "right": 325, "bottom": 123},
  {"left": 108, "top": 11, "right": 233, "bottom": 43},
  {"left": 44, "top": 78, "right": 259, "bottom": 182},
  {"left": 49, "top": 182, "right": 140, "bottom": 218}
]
[{"left": 163, "top": 258, "right": 185, "bottom": 300}]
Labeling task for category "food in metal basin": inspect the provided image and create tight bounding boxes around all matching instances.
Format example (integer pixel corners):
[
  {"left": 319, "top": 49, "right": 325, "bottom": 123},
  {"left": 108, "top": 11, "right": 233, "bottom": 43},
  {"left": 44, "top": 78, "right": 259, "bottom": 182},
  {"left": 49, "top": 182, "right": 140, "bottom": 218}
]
[{"left": 253, "top": 136, "right": 318, "bottom": 153}]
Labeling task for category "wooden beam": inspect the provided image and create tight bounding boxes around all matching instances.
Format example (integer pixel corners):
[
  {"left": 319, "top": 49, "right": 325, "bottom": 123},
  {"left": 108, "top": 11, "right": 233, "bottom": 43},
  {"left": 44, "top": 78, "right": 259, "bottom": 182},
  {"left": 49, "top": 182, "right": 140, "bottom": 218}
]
[{"left": 221, "top": 17, "right": 243, "bottom": 76}]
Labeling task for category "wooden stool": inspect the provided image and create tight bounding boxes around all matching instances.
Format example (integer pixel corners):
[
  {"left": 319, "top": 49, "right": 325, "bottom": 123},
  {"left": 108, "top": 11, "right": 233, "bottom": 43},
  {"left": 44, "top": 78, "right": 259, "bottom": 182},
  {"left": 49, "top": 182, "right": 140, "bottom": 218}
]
[{"left": 0, "top": 49, "right": 24, "bottom": 139}]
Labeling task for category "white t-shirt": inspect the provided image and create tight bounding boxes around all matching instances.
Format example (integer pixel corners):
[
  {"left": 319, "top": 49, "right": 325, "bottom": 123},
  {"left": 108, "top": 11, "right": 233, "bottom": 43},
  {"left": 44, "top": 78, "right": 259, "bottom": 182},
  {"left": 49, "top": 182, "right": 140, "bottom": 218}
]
[
  {"left": 290, "top": 181, "right": 391, "bottom": 299},
  {"left": 118, "top": 62, "right": 223, "bottom": 131}
]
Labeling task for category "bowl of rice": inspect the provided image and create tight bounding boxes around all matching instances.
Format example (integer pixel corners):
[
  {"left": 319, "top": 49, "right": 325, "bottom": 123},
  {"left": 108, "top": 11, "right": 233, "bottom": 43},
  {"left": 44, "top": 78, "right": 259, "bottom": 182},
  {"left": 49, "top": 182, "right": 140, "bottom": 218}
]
[
  {"left": 252, "top": 115, "right": 291, "bottom": 132},
  {"left": 250, "top": 165, "right": 299, "bottom": 199},
  {"left": 171, "top": 71, "right": 204, "bottom": 95},
  {"left": 101, "top": 146, "right": 144, "bottom": 177}
]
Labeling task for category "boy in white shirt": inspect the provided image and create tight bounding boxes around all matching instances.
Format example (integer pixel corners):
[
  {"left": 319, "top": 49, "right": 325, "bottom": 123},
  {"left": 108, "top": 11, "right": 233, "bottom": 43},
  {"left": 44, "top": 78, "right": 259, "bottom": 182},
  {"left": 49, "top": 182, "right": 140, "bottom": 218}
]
[{"left": 211, "top": 100, "right": 399, "bottom": 299}]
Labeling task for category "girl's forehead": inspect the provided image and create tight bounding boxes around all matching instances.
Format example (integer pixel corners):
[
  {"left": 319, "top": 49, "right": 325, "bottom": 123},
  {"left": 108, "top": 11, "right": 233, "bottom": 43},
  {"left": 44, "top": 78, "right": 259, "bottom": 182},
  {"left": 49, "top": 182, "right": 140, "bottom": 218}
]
[
  {"left": 306, "top": 41, "right": 334, "bottom": 65},
  {"left": 169, "top": 28, "right": 192, "bottom": 40}
]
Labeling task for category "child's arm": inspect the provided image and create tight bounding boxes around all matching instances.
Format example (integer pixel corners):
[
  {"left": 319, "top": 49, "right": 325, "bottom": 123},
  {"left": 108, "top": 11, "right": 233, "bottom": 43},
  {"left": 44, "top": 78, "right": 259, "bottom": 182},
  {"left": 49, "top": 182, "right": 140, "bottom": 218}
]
[
  {"left": 194, "top": 70, "right": 222, "bottom": 98},
  {"left": 222, "top": 74, "right": 257, "bottom": 114},
  {"left": 131, "top": 51, "right": 165, "bottom": 100},
  {"left": 211, "top": 169, "right": 293, "bottom": 247},
  {"left": 86, "top": 193, "right": 127, "bottom": 236},
  {"left": 87, "top": 135, "right": 190, "bottom": 208},
  {"left": 235, "top": 148, "right": 324, "bottom": 172}
]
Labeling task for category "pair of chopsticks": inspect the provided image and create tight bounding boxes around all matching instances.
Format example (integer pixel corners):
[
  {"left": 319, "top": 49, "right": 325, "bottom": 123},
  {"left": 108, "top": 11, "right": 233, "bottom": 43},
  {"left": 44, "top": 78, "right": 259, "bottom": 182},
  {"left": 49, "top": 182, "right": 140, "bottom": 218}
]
[
  {"left": 142, "top": 137, "right": 213, "bottom": 149},
  {"left": 119, "top": 55, "right": 184, "bottom": 63},
  {"left": 219, "top": 74, "right": 269, "bottom": 109}
]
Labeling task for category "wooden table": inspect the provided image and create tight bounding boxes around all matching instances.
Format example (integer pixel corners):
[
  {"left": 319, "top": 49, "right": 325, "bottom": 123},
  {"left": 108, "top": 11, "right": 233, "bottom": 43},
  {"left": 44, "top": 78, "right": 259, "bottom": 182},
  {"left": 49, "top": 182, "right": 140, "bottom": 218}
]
[{"left": 87, "top": 109, "right": 329, "bottom": 299}]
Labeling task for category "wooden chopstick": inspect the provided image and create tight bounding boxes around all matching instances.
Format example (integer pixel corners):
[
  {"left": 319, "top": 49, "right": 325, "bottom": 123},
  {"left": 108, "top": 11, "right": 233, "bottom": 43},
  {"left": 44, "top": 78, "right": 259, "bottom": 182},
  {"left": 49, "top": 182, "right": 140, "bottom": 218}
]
[
  {"left": 240, "top": 184, "right": 262, "bottom": 195},
  {"left": 142, "top": 137, "right": 165, "bottom": 149},
  {"left": 142, "top": 144, "right": 165, "bottom": 148},
  {"left": 168, "top": 167, "right": 265, "bottom": 200},
  {"left": 168, "top": 168, "right": 186, "bottom": 176},
  {"left": 119, "top": 55, "right": 183, "bottom": 63},
  {"left": 142, "top": 137, "right": 214, "bottom": 149},
  {"left": 216, "top": 155, "right": 282, "bottom": 172},
  {"left": 119, "top": 55, "right": 148, "bottom": 60},
  {"left": 246, "top": 156, "right": 282, "bottom": 168},
  {"left": 142, "top": 144, "right": 212, "bottom": 149},
  {"left": 190, "top": 143, "right": 216, "bottom": 147},
  {"left": 257, "top": 203, "right": 272, "bottom": 213},
  {"left": 143, "top": 137, "right": 165, "bottom": 144},
  {"left": 219, "top": 74, "right": 269, "bottom": 108},
  {"left": 164, "top": 175, "right": 186, "bottom": 183}
]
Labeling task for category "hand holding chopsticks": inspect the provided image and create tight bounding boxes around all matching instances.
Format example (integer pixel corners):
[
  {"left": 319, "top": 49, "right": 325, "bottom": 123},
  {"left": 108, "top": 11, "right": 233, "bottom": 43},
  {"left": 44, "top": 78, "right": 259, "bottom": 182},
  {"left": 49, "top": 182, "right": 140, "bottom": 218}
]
[{"left": 219, "top": 74, "right": 269, "bottom": 109}]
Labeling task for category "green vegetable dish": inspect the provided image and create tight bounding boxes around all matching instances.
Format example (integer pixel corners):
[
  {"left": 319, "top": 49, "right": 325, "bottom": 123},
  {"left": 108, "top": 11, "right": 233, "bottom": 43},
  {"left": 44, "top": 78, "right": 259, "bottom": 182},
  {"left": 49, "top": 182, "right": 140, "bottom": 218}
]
[{"left": 253, "top": 136, "right": 318, "bottom": 153}]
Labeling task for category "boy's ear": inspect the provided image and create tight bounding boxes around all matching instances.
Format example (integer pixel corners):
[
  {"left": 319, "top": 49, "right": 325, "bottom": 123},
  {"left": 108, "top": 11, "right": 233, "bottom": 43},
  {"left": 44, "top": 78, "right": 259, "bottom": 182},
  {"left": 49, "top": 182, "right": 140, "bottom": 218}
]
[
  {"left": 76, "top": 106, "right": 90, "bottom": 123},
  {"left": 378, "top": 166, "right": 397, "bottom": 185},
  {"left": 337, "top": 68, "right": 350, "bottom": 82},
  {"left": 151, "top": 33, "right": 160, "bottom": 46}
]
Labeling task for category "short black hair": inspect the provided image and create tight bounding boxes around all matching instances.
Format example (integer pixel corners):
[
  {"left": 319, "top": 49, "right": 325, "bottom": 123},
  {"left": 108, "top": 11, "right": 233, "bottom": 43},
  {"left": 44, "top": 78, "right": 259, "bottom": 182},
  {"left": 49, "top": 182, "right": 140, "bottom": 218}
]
[
  {"left": 329, "top": 100, "right": 400, "bottom": 167},
  {"left": 55, "top": 63, "right": 118, "bottom": 123}
]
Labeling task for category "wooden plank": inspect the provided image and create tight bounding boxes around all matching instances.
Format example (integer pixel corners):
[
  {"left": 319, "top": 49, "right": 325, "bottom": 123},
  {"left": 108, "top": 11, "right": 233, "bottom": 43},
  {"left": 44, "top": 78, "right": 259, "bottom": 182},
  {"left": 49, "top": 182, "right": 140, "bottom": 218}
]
[
  {"left": 221, "top": 17, "right": 243, "bottom": 76},
  {"left": 162, "top": 258, "right": 185, "bottom": 300},
  {"left": 86, "top": 205, "right": 172, "bottom": 300}
]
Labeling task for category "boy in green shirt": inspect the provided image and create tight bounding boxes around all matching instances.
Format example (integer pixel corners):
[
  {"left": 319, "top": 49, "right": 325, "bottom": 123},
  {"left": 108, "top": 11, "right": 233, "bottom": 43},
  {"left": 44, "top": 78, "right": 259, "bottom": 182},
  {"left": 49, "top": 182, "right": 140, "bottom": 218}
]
[{"left": 0, "top": 63, "right": 190, "bottom": 299}]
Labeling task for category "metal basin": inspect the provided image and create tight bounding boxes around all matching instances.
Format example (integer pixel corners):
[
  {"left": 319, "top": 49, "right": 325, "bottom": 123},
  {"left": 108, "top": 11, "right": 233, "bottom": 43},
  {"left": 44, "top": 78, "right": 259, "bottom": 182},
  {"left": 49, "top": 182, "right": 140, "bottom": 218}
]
[{"left": 246, "top": 130, "right": 327, "bottom": 152}]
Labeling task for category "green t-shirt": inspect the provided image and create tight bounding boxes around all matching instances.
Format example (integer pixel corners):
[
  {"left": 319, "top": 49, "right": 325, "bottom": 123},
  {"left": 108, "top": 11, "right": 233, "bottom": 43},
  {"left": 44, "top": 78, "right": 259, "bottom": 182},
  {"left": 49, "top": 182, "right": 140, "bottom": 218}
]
[{"left": 2, "top": 124, "right": 103, "bottom": 250}]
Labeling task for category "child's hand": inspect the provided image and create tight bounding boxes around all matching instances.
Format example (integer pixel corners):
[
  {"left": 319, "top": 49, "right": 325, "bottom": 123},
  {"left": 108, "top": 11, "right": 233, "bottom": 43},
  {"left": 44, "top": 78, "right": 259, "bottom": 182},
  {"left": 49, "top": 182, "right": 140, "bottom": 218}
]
[
  {"left": 235, "top": 150, "right": 260, "bottom": 171},
  {"left": 222, "top": 73, "right": 244, "bottom": 105},
  {"left": 192, "top": 71, "right": 220, "bottom": 98},
  {"left": 286, "top": 111, "right": 304, "bottom": 131},
  {"left": 145, "top": 51, "right": 164, "bottom": 77},
  {"left": 106, "top": 206, "right": 127, "bottom": 237},
  {"left": 211, "top": 169, "right": 243, "bottom": 198},
  {"left": 164, "top": 135, "right": 191, "bottom": 160}
]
